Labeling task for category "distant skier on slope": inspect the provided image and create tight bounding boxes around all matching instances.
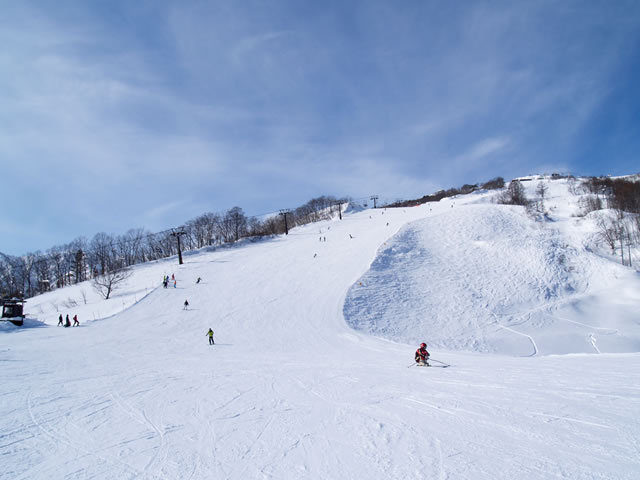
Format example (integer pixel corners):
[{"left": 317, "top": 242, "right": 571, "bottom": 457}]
[
  {"left": 207, "top": 328, "right": 214, "bottom": 345},
  {"left": 57, "top": 314, "right": 63, "bottom": 326},
  {"left": 415, "top": 342, "right": 430, "bottom": 366},
  {"left": 184, "top": 300, "right": 189, "bottom": 310}
]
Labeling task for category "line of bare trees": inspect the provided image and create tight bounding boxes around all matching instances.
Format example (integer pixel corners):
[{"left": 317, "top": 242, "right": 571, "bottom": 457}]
[
  {"left": 581, "top": 176, "right": 640, "bottom": 267},
  {"left": 0, "top": 195, "right": 350, "bottom": 300}
]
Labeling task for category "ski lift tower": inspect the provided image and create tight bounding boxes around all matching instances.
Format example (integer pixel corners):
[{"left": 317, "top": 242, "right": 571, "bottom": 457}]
[{"left": 1, "top": 297, "right": 26, "bottom": 326}]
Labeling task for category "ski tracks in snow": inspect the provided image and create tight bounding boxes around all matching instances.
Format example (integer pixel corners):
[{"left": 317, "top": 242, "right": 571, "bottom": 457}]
[
  {"left": 110, "top": 390, "right": 169, "bottom": 480},
  {"left": 492, "top": 313, "right": 539, "bottom": 356},
  {"left": 25, "top": 388, "right": 161, "bottom": 480}
]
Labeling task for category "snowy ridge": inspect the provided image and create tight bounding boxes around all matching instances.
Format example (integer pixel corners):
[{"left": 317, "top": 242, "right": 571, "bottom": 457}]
[{"left": 1, "top": 177, "right": 640, "bottom": 479}]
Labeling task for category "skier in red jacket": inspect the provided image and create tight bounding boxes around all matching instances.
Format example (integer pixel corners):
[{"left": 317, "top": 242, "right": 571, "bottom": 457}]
[{"left": 415, "top": 342, "right": 430, "bottom": 366}]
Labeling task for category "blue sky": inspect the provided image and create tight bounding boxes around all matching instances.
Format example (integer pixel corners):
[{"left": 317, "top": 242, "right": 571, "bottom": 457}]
[{"left": 2, "top": 0, "right": 639, "bottom": 255}]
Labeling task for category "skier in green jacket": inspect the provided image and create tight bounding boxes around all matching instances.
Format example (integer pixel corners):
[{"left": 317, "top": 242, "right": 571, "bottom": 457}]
[{"left": 207, "top": 328, "right": 214, "bottom": 345}]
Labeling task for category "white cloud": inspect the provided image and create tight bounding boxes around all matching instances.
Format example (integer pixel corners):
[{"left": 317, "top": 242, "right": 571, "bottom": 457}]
[{"left": 465, "top": 137, "right": 510, "bottom": 162}]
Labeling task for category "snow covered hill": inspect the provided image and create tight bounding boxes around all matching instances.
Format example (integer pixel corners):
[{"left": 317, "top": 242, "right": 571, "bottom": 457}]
[
  {"left": 345, "top": 193, "right": 640, "bottom": 355},
  {"left": 1, "top": 178, "right": 639, "bottom": 479}
]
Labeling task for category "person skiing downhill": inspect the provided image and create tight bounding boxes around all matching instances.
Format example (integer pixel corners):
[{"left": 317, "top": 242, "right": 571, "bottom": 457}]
[
  {"left": 184, "top": 300, "right": 189, "bottom": 310},
  {"left": 206, "top": 328, "right": 214, "bottom": 345},
  {"left": 415, "top": 342, "right": 430, "bottom": 366}
]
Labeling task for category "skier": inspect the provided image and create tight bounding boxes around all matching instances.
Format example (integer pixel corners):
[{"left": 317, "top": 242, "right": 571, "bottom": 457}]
[
  {"left": 173, "top": 280, "right": 177, "bottom": 288},
  {"left": 65, "top": 314, "right": 71, "bottom": 328},
  {"left": 415, "top": 342, "right": 430, "bottom": 366},
  {"left": 184, "top": 300, "right": 189, "bottom": 310},
  {"left": 72, "top": 314, "right": 79, "bottom": 327},
  {"left": 57, "top": 314, "right": 63, "bottom": 326},
  {"left": 206, "top": 328, "right": 214, "bottom": 345},
  {"left": 196, "top": 277, "right": 201, "bottom": 284}
]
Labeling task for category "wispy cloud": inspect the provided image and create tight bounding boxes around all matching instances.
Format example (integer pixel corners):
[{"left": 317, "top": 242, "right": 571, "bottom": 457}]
[
  {"left": 1, "top": 0, "right": 639, "bottom": 254},
  {"left": 464, "top": 137, "right": 510, "bottom": 163}
]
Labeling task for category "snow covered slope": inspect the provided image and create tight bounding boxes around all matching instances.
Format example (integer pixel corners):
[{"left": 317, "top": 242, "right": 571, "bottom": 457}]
[
  {"left": 345, "top": 188, "right": 640, "bottom": 355},
  {"left": 2, "top": 178, "right": 639, "bottom": 479}
]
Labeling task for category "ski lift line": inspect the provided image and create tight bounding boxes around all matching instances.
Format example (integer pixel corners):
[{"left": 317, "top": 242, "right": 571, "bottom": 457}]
[
  {"left": 5, "top": 194, "right": 397, "bottom": 270},
  {"left": 8, "top": 198, "right": 369, "bottom": 264},
  {"left": 3, "top": 193, "right": 402, "bottom": 299}
]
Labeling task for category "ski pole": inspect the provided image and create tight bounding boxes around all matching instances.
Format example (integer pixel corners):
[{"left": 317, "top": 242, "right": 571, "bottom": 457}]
[
  {"left": 430, "top": 358, "right": 450, "bottom": 367},
  {"left": 407, "top": 362, "right": 417, "bottom": 368}
]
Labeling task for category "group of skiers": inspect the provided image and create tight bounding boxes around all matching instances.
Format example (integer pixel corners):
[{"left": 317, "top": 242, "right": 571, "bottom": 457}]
[
  {"left": 163, "top": 274, "right": 177, "bottom": 289},
  {"left": 163, "top": 273, "right": 214, "bottom": 344},
  {"left": 57, "top": 314, "right": 79, "bottom": 328},
  {"left": 164, "top": 274, "right": 203, "bottom": 288}
]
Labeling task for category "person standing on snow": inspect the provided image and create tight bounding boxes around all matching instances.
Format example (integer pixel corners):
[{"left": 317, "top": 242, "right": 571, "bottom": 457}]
[
  {"left": 65, "top": 314, "right": 71, "bottom": 328},
  {"left": 58, "top": 314, "right": 63, "bottom": 326},
  {"left": 72, "top": 315, "right": 79, "bottom": 327},
  {"left": 415, "top": 342, "right": 430, "bottom": 366},
  {"left": 207, "top": 328, "right": 214, "bottom": 345},
  {"left": 184, "top": 300, "right": 189, "bottom": 310}
]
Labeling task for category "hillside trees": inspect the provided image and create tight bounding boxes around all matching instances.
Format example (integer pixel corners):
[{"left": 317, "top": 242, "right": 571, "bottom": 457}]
[
  {"left": 185, "top": 213, "right": 220, "bottom": 248},
  {"left": 227, "top": 207, "right": 248, "bottom": 242},
  {"left": 498, "top": 180, "right": 529, "bottom": 206},
  {"left": 89, "top": 232, "right": 116, "bottom": 275},
  {"left": 585, "top": 176, "right": 640, "bottom": 266},
  {"left": 294, "top": 196, "right": 344, "bottom": 225},
  {"left": 0, "top": 253, "right": 20, "bottom": 298},
  {"left": 0, "top": 192, "right": 373, "bottom": 299},
  {"left": 482, "top": 177, "right": 505, "bottom": 190}
]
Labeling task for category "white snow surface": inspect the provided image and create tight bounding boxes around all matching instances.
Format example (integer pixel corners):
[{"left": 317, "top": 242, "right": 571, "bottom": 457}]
[{"left": 2, "top": 178, "right": 640, "bottom": 479}]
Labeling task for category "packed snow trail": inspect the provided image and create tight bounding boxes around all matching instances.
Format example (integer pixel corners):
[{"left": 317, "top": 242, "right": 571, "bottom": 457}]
[{"left": 2, "top": 182, "right": 640, "bottom": 479}]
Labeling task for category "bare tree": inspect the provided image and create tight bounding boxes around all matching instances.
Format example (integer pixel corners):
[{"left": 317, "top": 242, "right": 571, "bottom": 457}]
[
  {"left": 536, "top": 181, "right": 549, "bottom": 213},
  {"left": 89, "top": 232, "right": 116, "bottom": 275},
  {"left": 228, "top": 207, "right": 248, "bottom": 242},
  {"left": 47, "top": 246, "right": 66, "bottom": 288},
  {"left": 567, "top": 176, "right": 579, "bottom": 195},
  {"left": 93, "top": 267, "right": 132, "bottom": 300},
  {"left": 498, "top": 180, "right": 529, "bottom": 206},
  {"left": 596, "top": 216, "right": 617, "bottom": 252},
  {"left": 20, "top": 252, "right": 39, "bottom": 297}
]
